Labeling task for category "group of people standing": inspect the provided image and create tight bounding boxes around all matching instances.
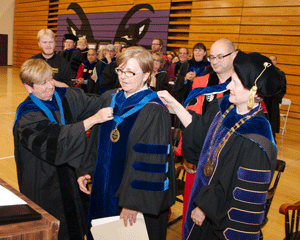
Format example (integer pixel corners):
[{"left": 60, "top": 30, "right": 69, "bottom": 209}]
[{"left": 13, "top": 28, "right": 286, "bottom": 240}]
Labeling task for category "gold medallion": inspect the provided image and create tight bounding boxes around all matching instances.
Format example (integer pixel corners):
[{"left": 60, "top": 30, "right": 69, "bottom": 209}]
[
  {"left": 110, "top": 127, "right": 120, "bottom": 142},
  {"left": 204, "top": 162, "right": 213, "bottom": 177}
]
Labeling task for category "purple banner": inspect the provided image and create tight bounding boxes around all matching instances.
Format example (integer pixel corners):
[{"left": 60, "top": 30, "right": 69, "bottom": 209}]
[{"left": 57, "top": 3, "right": 170, "bottom": 52}]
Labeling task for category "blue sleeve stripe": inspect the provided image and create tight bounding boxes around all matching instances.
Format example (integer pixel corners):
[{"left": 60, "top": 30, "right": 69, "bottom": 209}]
[
  {"left": 233, "top": 187, "right": 268, "bottom": 205},
  {"left": 132, "top": 143, "right": 170, "bottom": 155},
  {"left": 224, "top": 228, "right": 260, "bottom": 240},
  {"left": 132, "top": 161, "right": 169, "bottom": 173},
  {"left": 130, "top": 177, "right": 169, "bottom": 192},
  {"left": 228, "top": 208, "right": 264, "bottom": 225},
  {"left": 237, "top": 167, "right": 271, "bottom": 184}
]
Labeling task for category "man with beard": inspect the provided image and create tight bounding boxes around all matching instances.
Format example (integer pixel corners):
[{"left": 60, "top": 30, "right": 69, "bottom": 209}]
[{"left": 31, "top": 29, "right": 74, "bottom": 86}]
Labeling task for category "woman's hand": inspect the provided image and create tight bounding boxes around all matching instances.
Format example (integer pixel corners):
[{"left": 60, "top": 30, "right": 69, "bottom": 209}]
[
  {"left": 120, "top": 208, "right": 138, "bottom": 227},
  {"left": 191, "top": 207, "right": 206, "bottom": 226},
  {"left": 157, "top": 90, "right": 177, "bottom": 109},
  {"left": 77, "top": 174, "right": 91, "bottom": 194},
  {"left": 185, "top": 72, "right": 196, "bottom": 81},
  {"left": 83, "top": 107, "right": 114, "bottom": 131}
]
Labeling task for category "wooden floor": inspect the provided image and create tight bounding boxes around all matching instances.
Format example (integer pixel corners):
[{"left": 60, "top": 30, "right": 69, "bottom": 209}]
[{"left": 1, "top": 65, "right": 300, "bottom": 240}]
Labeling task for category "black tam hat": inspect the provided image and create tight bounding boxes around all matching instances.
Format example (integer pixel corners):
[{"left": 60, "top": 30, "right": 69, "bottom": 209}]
[
  {"left": 233, "top": 51, "right": 284, "bottom": 108},
  {"left": 64, "top": 34, "right": 78, "bottom": 42}
]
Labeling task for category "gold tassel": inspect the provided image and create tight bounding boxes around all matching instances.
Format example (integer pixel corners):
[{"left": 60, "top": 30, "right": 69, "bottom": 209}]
[
  {"left": 247, "top": 62, "right": 271, "bottom": 109},
  {"left": 248, "top": 86, "right": 257, "bottom": 109}
]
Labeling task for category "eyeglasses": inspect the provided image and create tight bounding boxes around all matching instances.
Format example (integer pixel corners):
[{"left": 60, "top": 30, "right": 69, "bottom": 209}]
[
  {"left": 152, "top": 43, "right": 161, "bottom": 46},
  {"left": 115, "top": 68, "right": 144, "bottom": 77},
  {"left": 153, "top": 59, "right": 162, "bottom": 63},
  {"left": 209, "top": 52, "right": 234, "bottom": 61}
]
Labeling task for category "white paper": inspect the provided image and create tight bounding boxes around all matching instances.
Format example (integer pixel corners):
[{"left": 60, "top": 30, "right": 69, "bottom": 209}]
[
  {"left": 0, "top": 185, "right": 26, "bottom": 206},
  {"left": 91, "top": 213, "right": 144, "bottom": 227},
  {"left": 90, "top": 213, "right": 149, "bottom": 240}
]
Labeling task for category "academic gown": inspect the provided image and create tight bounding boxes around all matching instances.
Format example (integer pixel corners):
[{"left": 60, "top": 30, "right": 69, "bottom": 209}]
[
  {"left": 92, "top": 58, "right": 118, "bottom": 95},
  {"left": 31, "top": 53, "right": 74, "bottom": 86},
  {"left": 58, "top": 48, "right": 83, "bottom": 77},
  {"left": 172, "top": 60, "right": 210, "bottom": 104},
  {"left": 182, "top": 95, "right": 277, "bottom": 240},
  {"left": 13, "top": 87, "right": 106, "bottom": 240},
  {"left": 150, "top": 69, "right": 169, "bottom": 92},
  {"left": 81, "top": 88, "right": 176, "bottom": 240}
]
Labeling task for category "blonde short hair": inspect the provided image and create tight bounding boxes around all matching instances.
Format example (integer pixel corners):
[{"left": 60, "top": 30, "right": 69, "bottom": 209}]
[
  {"left": 117, "top": 46, "right": 153, "bottom": 73},
  {"left": 37, "top": 29, "right": 55, "bottom": 42},
  {"left": 20, "top": 59, "right": 53, "bottom": 87}
]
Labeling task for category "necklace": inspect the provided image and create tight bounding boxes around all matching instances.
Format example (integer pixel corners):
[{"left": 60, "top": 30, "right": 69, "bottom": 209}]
[{"left": 203, "top": 104, "right": 262, "bottom": 177}]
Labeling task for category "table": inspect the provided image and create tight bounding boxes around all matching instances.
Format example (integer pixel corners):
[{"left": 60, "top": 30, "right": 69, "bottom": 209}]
[{"left": 0, "top": 178, "right": 59, "bottom": 240}]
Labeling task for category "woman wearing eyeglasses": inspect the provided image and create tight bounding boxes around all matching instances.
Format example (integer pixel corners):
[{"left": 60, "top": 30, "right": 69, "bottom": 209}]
[
  {"left": 149, "top": 52, "right": 169, "bottom": 92},
  {"left": 78, "top": 46, "right": 176, "bottom": 240},
  {"left": 172, "top": 43, "right": 211, "bottom": 105}
]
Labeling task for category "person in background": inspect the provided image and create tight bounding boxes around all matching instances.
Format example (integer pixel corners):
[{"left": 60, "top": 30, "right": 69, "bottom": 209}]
[
  {"left": 77, "top": 46, "right": 176, "bottom": 240},
  {"left": 151, "top": 38, "right": 169, "bottom": 70},
  {"left": 13, "top": 58, "right": 113, "bottom": 240},
  {"left": 158, "top": 51, "right": 283, "bottom": 240},
  {"left": 31, "top": 29, "right": 73, "bottom": 86},
  {"left": 167, "top": 47, "right": 189, "bottom": 91},
  {"left": 114, "top": 41, "right": 122, "bottom": 58},
  {"left": 167, "top": 50, "right": 176, "bottom": 65},
  {"left": 77, "top": 36, "right": 89, "bottom": 62},
  {"left": 75, "top": 49, "right": 98, "bottom": 93},
  {"left": 150, "top": 52, "right": 169, "bottom": 92},
  {"left": 92, "top": 44, "right": 118, "bottom": 95},
  {"left": 172, "top": 43, "right": 210, "bottom": 104},
  {"left": 264, "top": 55, "right": 287, "bottom": 140},
  {"left": 58, "top": 33, "right": 83, "bottom": 77}
]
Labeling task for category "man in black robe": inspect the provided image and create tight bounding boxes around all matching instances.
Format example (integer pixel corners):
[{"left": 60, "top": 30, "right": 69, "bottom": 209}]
[
  {"left": 13, "top": 58, "right": 113, "bottom": 240},
  {"left": 58, "top": 33, "right": 83, "bottom": 77},
  {"left": 31, "top": 29, "right": 74, "bottom": 86},
  {"left": 264, "top": 55, "right": 287, "bottom": 140}
]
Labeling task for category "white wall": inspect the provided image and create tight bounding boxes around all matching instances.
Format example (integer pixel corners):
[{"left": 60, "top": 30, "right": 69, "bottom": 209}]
[{"left": 0, "top": 0, "right": 15, "bottom": 65}]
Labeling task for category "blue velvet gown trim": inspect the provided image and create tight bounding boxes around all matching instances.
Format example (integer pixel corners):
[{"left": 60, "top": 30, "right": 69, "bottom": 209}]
[
  {"left": 131, "top": 177, "right": 169, "bottom": 191},
  {"left": 233, "top": 187, "right": 268, "bottom": 204},
  {"left": 237, "top": 167, "right": 271, "bottom": 184},
  {"left": 132, "top": 161, "right": 169, "bottom": 173},
  {"left": 13, "top": 87, "right": 67, "bottom": 133},
  {"left": 228, "top": 208, "right": 264, "bottom": 225},
  {"left": 224, "top": 228, "right": 260, "bottom": 240},
  {"left": 132, "top": 142, "right": 170, "bottom": 155}
]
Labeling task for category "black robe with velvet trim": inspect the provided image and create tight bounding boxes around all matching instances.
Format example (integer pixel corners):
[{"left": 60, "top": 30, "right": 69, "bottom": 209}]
[
  {"left": 182, "top": 96, "right": 277, "bottom": 240},
  {"left": 13, "top": 87, "right": 107, "bottom": 240},
  {"left": 79, "top": 89, "right": 176, "bottom": 240}
]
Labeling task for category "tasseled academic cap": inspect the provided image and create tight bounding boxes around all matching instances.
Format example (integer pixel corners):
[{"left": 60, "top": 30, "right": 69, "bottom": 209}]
[
  {"left": 64, "top": 33, "right": 78, "bottom": 42},
  {"left": 233, "top": 51, "right": 284, "bottom": 108}
]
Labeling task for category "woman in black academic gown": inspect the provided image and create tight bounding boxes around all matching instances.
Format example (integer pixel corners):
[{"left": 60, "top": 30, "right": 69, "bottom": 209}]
[
  {"left": 78, "top": 46, "right": 176, "bottom": 240},
  {"left": 149, "top": 52, "right": 170, "bottom": 92},
  {"left": 172, "top": 43, "right": 210, "bottom": 104}
]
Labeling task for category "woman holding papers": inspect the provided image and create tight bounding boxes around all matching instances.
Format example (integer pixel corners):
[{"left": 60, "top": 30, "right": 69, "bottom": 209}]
[{"left": 78, "top": 46, "right": 176, "bottom": 240}]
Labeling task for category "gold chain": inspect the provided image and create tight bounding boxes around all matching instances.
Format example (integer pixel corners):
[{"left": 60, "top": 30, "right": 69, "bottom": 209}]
[{"left": 204, "top": 104, "right": 262, "bottom": 177}]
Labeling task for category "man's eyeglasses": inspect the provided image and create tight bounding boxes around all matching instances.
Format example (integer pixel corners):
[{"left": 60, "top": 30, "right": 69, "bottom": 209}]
[
  {"left": 115, "top": 68, "right": 144, "bottom": 77},
  {"left": 152, "top": 43, "right": 161, "bottom": 46},
  {"left": 209, "top": 52, "right": 234, "bottom": 61}
]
